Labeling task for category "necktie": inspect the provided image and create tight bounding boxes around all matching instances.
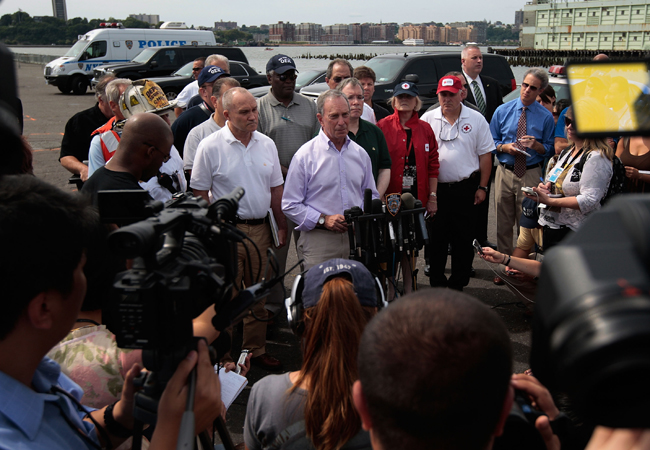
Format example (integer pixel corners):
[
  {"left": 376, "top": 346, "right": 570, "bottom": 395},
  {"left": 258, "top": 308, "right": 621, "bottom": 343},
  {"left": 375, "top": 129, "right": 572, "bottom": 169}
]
[
  {"left": 472, "top": 80, "right": 486, "bottom": 116},
  {"left": 514, "top": 107, "right": 527, "bottom": 178}
]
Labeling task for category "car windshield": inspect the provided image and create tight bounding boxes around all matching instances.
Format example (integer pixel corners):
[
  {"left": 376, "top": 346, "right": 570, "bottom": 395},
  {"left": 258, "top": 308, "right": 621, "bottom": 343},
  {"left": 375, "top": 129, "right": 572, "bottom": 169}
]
[
  {"left": 64, "top": 39, "right": 90, "bottom": 58},
  {"left": 365, "top": 57, "right": 407, "bottom": 83},
  {"left": 131, "top": 48, "right": 158, "bottom": 64},
  {"left": 172, "top": 61, "right": 195, "bottom": 77},
  {"left": 295, "top": 70, "right": 322, "bottom": 89}
]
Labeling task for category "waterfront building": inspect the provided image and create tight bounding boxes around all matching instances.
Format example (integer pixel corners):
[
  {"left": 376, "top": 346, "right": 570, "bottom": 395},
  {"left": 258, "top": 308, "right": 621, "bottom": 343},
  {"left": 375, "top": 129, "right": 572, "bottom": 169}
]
[
  {"left": 297, "top": 23, "right": 323, "bottom": 42},
  {"left": 52, "top": 0, "right": 66, "bottom": 21},
  {"left": 214, "top": 20, "right": 238, "bottom": 31},
  {"left": 269, "top": 21, "right": 295, "bottom": 43},
  {"left": 129, "top": 14, "right": 159, "bottom": 25},
  {"left": 522, "top": 0, "right": 650, "bottom": 50}
]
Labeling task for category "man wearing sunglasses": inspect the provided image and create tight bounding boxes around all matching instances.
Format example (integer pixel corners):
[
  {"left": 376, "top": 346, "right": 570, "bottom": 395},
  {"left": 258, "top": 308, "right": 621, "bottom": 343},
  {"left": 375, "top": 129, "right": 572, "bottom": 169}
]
[
  {"left": 420, "top": 76, "right": 493, "bottom": 291},
  {"left": 257, "top": 54, "right": 320, "bottom": 326},
  {"left": 489, "top": 68, "right": 554, "bottom": 285}
]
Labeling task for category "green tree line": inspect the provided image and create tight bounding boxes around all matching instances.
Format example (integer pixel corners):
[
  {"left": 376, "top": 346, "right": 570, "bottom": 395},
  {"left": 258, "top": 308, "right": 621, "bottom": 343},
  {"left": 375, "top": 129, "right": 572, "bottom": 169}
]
[
  {"left": 486, "top": 24, "right": 520, "bottom": 44},
  {"left": 0, "top": 12, "right": 156, "bottom": 45}
]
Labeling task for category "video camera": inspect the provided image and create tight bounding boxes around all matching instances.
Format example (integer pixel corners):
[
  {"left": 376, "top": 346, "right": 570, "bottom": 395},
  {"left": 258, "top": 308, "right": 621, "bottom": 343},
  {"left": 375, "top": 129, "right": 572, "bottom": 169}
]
[
  {"left": 344, "top": 189, "right": 429, "bottom": 276},
  {"left": 99, "top": 187, "right": 277, "bottom": 430}
]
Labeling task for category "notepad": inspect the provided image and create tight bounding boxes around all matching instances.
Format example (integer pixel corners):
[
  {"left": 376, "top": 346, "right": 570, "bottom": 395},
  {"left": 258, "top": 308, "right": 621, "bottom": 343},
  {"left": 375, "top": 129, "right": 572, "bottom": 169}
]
[{"left": 217, "top": 368, "right": 248, "bottom": 410}]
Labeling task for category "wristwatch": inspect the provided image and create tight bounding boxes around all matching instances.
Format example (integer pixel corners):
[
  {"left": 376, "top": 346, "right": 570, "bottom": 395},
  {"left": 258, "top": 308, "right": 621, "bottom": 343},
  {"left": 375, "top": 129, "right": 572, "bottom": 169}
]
[
  {"left": 478, "top": 186, "right": 488, "bottom": 192},
  {"left": 318, "top": 214, "right": 326, "bottom": 226}
]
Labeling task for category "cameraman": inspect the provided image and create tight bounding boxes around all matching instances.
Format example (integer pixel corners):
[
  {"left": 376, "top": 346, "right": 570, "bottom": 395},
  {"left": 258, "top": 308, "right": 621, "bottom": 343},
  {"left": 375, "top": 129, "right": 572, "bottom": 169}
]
[{"left": 0, "top": 175, "right": 222, "bottom": 450}]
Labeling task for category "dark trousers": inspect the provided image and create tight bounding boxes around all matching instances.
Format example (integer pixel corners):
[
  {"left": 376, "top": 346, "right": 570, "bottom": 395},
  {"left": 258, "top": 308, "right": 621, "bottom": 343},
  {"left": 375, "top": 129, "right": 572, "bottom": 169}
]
[{"left": 428, "top": 174, "right": 478, "bottom": 290}]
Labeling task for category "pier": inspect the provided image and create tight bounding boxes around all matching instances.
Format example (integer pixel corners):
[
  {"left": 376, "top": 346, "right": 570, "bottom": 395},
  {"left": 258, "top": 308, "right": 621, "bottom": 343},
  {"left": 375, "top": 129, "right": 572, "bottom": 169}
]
[{"left": 488, "top": 48, "right": 649, "bottom": 67}]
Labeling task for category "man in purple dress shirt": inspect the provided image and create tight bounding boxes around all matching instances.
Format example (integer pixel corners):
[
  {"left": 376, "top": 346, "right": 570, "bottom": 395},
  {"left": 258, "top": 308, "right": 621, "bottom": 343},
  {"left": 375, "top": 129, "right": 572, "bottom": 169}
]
[{"left": 282, "top": 90, "right": 378, "bottom": 270}]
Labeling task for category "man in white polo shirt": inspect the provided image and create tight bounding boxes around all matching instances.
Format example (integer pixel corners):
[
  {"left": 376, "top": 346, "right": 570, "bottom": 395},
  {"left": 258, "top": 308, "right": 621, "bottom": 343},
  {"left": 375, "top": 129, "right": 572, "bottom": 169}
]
[
  {"left": 420, "top": 75, "right": 493, "bottom": 291},
  {"left": 191, "top": 87, "right": 287, "bottom": 371}
]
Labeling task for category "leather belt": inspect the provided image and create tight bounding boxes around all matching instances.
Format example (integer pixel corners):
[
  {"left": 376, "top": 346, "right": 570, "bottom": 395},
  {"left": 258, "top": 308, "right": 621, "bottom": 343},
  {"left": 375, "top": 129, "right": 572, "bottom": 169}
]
[
  {"left": 236, "top": 216, "right": 268, "bottom": 225},
  {"left": 439, "top": 171, "right": 479, "bottom": 186},
  {"left": 500, "top": 161, "right": 542, "bottom": 172}
]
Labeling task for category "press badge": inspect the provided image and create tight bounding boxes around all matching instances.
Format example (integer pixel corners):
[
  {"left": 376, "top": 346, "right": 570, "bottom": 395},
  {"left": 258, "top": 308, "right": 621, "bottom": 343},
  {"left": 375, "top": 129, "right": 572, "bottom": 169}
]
[
  {"left": 425, "top": 144, "right": 430, "bottom": 152},
  {"left": 547, "top": 166, "right": 563, "bottom": 183}
]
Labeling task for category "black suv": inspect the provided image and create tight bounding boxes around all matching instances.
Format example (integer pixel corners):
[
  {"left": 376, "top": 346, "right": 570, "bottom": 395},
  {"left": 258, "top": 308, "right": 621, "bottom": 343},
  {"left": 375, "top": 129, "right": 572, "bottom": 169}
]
[
  {"left": 91, "top": 46, "right": 248, "bottom": 85},
  {"left": 300, "top": 51, "right": 516, "bottom": 114},
  {"left": 147, "top": 60, "right": 269, "bottom": 100}
]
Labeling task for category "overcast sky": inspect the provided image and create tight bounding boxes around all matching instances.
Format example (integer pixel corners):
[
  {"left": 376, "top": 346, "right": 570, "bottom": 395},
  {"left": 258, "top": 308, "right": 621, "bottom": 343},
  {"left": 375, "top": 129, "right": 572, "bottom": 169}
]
[{"left": 1, "top": 0, "right": 525, "bottom": 27}]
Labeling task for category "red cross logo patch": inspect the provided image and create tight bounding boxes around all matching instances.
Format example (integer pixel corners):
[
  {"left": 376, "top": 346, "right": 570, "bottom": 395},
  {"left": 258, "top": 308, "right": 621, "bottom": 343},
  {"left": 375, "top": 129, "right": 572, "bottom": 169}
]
[{"left": 462, "top": 124, "right": 472, "bottom": 133}]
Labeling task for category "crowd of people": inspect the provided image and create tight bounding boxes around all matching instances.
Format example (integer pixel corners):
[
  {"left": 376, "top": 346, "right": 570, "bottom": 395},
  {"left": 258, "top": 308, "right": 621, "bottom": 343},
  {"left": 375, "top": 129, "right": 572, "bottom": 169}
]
[{"left": 1, "top": 43, "right": 649, "bottom": 450}]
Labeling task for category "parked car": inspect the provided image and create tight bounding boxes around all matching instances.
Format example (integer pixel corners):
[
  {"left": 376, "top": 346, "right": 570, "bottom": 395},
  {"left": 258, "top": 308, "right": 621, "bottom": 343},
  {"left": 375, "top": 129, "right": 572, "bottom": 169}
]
[
  {"left": 147, "top": 60, "right": 268, "bottom": 100},
  {"left": 248, "top": 69, "right": 327, "bottom": 98},
  {"left": 300, "top": 52, "right": 516, "bottom": 115},
  {"left": 91, "top": 46, "right": 248, "bottom": 86}
]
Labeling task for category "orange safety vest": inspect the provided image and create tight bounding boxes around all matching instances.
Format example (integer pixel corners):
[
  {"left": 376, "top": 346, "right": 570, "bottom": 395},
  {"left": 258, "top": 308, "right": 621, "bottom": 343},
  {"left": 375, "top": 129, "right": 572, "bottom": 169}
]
[{"left": 91, "top": 117, "right": 121, "bottom": 163}]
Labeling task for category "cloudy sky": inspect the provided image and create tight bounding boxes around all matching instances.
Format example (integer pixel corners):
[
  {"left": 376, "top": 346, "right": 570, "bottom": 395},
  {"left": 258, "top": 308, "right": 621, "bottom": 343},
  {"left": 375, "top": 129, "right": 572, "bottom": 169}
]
[{"left": 1, "top": 0, "right": 525, "bottom": 27}]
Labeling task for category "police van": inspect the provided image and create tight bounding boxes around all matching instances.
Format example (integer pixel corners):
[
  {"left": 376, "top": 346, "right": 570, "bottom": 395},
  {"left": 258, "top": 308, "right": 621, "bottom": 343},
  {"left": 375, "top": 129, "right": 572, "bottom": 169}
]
[{"left": 44, "top": 22, "right": 216, "bottom": 95}]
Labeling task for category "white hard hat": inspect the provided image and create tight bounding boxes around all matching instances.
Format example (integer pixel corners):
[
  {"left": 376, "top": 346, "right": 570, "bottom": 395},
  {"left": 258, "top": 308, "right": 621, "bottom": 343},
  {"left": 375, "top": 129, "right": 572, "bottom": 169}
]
[{"left": 119, "top": 79, "right": 177, "bottom": 119}]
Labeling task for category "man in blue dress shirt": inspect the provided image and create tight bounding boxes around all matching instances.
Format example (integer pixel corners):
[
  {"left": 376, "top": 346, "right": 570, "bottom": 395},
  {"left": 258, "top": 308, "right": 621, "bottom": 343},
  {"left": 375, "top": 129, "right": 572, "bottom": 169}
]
[{"left": 490, "top": 68, "right": 555, "bottom": 284}]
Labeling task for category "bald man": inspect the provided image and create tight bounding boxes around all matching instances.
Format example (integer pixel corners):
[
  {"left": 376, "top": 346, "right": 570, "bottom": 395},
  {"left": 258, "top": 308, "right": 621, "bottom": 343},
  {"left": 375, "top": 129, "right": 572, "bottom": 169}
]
[{"left": 81, "top": 113, "right": 174, "bottom": 222}]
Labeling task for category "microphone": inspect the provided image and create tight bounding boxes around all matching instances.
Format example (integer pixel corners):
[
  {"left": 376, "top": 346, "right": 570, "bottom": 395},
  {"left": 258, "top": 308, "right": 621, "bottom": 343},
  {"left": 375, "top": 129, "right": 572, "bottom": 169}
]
[
  {"left": 401, "top": 193, "right": 417, "bottom": 250},
  {"left": 368, "top": 198, "right": 383, "bottom": 257},
  {"left": 364, "top": 188, "right": 373, "bottom": 215},
  {"left": 413, "top": 199, "right": 430, "bottom": 245},
  {"left": 207, "top": 187, "right": 245, "bottom": 222}
]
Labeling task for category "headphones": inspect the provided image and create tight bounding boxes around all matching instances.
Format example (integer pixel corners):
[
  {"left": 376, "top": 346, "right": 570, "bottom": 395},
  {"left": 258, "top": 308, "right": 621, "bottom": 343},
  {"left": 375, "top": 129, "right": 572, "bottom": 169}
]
[{"left": 285, "top": 270, "right": 387, "bottom": 336}]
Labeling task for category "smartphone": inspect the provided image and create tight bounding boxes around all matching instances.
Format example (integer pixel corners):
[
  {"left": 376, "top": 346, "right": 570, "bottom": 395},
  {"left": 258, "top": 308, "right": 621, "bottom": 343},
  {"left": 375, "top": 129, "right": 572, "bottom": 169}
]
[
  {"left": 472, "top": 239, "right": 484, "bottom": 255},
  {"left": 236, "top": 349, "right": 250, "bottom": 375},
  {"left": 521, "top": 186, "right": 535, "bottom": 195}
]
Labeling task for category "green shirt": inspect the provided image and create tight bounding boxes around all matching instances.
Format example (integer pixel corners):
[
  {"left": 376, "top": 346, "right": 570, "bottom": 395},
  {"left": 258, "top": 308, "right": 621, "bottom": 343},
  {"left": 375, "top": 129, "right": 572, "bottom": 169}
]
[{"left": 348, "top": 118, "right": 392, "bottom": 182}]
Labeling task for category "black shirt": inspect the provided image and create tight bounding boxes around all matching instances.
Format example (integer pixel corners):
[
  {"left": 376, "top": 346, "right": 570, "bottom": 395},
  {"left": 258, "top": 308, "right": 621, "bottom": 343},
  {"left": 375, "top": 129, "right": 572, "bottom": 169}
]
[
  {"left": 59, "top": 103, "right": 109, "bottom": 163},
  {"left": 171, "top": 102, "right": 212, "bottom": 156},
  {"left": 81, "top": 166, "right": 153, "bottom": 225}
]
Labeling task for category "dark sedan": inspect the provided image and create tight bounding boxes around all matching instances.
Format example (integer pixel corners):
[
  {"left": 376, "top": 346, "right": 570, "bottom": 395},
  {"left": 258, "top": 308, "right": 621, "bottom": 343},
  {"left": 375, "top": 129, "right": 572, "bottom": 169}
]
[{"left": 148, "top": 60, "right": 269, "bottom": 100}]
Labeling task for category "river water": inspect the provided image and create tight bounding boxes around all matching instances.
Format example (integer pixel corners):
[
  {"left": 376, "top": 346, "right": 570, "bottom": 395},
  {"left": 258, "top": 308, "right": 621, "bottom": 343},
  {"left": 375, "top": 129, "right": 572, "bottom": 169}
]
[{"left": 11, "top": 44, "right": 533, "bottom": 81}]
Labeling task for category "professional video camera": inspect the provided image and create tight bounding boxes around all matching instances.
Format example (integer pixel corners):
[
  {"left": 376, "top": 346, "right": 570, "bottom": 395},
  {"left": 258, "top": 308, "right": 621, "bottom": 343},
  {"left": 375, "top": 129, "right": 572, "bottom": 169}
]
[
  {"left": 529, "top": 58, "right": 650, "bottom": 429},
  {"left": 344, "top": 189, "right": 429, "bottom": 285},
  {"left": 99, "top": 187, "right": 278, "bottom": 448}
]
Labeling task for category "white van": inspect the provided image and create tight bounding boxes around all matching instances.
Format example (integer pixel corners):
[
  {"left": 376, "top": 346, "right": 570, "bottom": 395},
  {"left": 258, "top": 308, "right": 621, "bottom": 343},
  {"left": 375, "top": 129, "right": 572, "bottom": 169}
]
[{"left": 44, "top": 23, "right": 216, "bottom": 94}]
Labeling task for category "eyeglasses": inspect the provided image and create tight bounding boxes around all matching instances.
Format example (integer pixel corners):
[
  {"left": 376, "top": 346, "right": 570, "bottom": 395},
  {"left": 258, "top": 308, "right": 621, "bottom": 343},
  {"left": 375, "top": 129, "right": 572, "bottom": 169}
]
[
  {"left": 147, "top": 143, "right": 171, "bottom": 162},
  {"left": 278, "top": 72, "right": 297, "bottom": 82},
  {"left": 564, "top": 117, "right": 574, "bottom": 127},
  {"left": 192, "top": 67, "right": 202, "bottom": 72},
  {"left": 332, "top": 75, "right": 351, "bottom": 84},
  {"left": 521, "top": 82, "right": 540, "bottom": 92},
  {"left": 439, "top": 119, "right": 460, "bottom": 142}
]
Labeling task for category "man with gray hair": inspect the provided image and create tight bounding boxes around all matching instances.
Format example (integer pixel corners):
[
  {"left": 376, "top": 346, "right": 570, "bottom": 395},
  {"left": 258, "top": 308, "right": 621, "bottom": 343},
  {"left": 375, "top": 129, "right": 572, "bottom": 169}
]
[
  {"left": 175, "top": 54, "right": 230, "bottom": 116},
  {"left": 87, "top": 78, "right": 132, "bottom": 176},
  {"left": 490, "top": 67, "right": 554, "bottom": 284},
  {"left": 191, "top": 87, "right": 287, "bottom": 371},
  {"left": 283, "top": 89, "right": 379, "bottom": 270},
  {"left": 59, "top": 74, "right": 115, "bottom": 181}
]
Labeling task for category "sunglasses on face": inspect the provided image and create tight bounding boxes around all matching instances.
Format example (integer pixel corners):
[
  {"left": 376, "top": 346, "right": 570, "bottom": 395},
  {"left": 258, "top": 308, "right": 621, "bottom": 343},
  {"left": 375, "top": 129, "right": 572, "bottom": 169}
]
[
  {"left": 278, "top": 73, "right": 297, "bottom": 82},
  {"left": 522, "top": 82, "right": 540, "bottom": 92},
  {"left": 332, "top": 76, "right": 350, "bottom": 84},
  {"left": 564, "top": 117, "right": 574, "bottom": 127},
  {"left": 192, "top": 67, "right": 202, "bottom": 72}
]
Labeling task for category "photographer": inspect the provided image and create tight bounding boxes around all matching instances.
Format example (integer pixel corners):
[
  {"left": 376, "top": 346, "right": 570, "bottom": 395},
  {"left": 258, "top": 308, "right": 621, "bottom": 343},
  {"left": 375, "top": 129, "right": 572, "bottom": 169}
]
[{"left": 0, "top": 175, "right": 222, "bottom": 450}]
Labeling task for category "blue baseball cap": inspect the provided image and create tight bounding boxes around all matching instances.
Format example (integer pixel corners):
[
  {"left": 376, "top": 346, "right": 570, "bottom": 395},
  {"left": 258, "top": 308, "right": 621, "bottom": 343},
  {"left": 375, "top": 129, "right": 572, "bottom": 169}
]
[
  {"left": 266, "top": 54, "right": 297, "bottom": 74},
  {"left": 197, "top": 65, "right": 228, "bottom": 86},
  {"left": 393, "top": 81, "right": 419, "bottom": 97},
  {"left": 520, "top": 197, "right": 540, "bottom": 229},
  {"left": 302, "top": 258, "right": 377, "bottom": 308}
]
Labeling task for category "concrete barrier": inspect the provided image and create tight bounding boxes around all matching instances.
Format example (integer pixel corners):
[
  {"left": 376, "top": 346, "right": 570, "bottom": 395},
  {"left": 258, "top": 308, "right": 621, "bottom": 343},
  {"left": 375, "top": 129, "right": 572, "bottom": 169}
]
[{"left": 12, "top": 53, "right": 57, "bottom": 65}]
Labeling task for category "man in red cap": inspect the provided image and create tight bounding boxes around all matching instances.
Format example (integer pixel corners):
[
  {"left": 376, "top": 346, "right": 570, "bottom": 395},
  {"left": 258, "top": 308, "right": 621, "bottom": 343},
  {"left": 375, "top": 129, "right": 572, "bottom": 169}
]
[{"left": 420, "top": 76, "right": 494, "bottom": 291}]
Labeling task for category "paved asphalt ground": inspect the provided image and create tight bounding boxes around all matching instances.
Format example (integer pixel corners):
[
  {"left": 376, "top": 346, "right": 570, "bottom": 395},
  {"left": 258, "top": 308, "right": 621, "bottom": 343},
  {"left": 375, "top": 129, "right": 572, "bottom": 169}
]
[{"left": 18, "top": 61, "right": 533, "bottom": 445}]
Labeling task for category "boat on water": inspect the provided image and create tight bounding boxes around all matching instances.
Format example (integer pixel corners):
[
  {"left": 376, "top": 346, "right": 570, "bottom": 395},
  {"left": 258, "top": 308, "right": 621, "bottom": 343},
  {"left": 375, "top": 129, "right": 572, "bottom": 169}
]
[{"left": 402, "top": 38, "right": 424, "bottom": 46}]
